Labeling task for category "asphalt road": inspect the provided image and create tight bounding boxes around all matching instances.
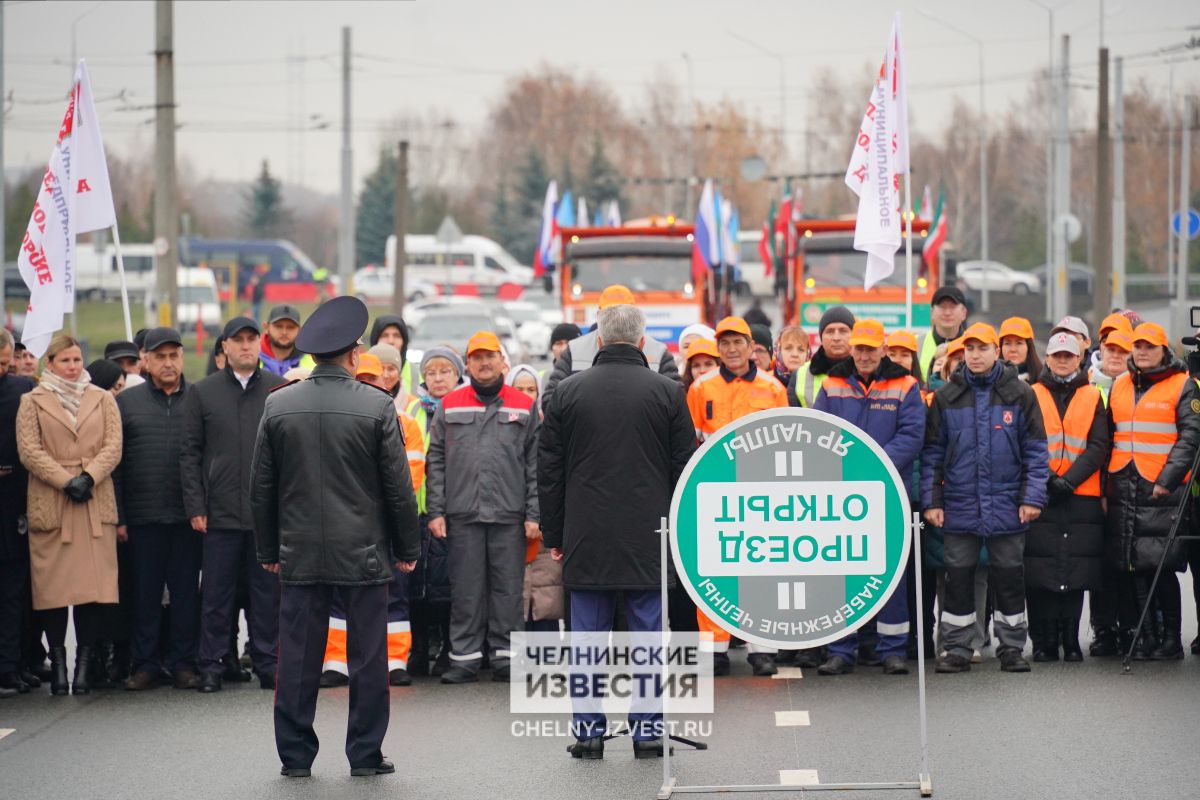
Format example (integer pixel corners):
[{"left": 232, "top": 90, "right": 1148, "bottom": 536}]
[{"left": 1, "top": 577, "right": 1196, "bottom": 800}]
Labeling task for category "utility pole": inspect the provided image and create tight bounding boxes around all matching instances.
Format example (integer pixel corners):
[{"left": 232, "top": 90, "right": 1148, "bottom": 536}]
[
  {"left": 1112, "top": 56, "right": 1126, "bottom": 309},
  {"left": 682, "top": 52, "right": 695, "bottom": 216},
  {"left": 1166, "top": 66, "right": 1176, "bottom": 290},
  {"left": 1093, "top": 48, "right": 1112, "bottom": 321},
  {"left": 338, "top": 26, "right": 354, "bottom": 297},
  {"left": 1177, "top": 95, "right": 1191, "bottom": 310},
  {"left": 154, "top": 0, "right": 178, "bottom": 327},
  {"left": 1053, "top": 34, "right": 1072, "bottom": 322},
  {"left": 392, "top": 140, "right": 408, "bottom": 313},
  {"left": 977, "top": 41, "right": 990, "bottom": 314}
]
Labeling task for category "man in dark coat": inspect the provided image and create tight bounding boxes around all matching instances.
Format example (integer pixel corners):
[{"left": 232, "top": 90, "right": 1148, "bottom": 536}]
[
  {"left": 251, "top": 296, "right": 420, "bottom": 779},
  {"left": 0, "top": 331, "right": 38, "bottom": 697},
  {"left": 922, "top": 322, "right": 1049, "bottom": 674},
  {"left": 181, "top": 316, "right": 286, "bottom": 693},
  {"left": 539, "top": 303, "right": 697, "bottom": 760},
  {"left": 115, "top": 327, "right": 203, "bottom": 691}
]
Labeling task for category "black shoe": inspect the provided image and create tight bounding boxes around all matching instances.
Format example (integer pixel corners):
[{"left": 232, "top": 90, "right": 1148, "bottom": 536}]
[
  {"left": 108, "top": 644, "right": 130, "bottom": 685},
  {"left": 280, "top": 766, "right": 311, "bottom": 778},
  {"left": 1128, "top": 630, "right": 1156, "bottom": 661},
  {"left": 389, "top": 668, "right": 412, "bottom": 686},
  {"left": 567, "top": 737, "right": 604, "bottom": 760},
  {"left": 70, "top": 642, "right": 93, "bottom": 695},
  {"left": 711, "top": 652, "right": 730, "bottom": 676},
  {"left": 440, "top": 666, "right": 478, "bottom": 684},
  {"left": 0, "top": 671, "right": 30, "bottom": 694},
  {"left": 173, "top": 668, "right": 202, "bottom": 690},
  {"left": 935, "top": 653, "right": 971, "bottom": 673},
  {"left": 817, "top": 655, "right": 855, "bottom": 676},
  {"left": 857, "top": 645, "right": 883, "bottom": 667},
  {"left": 1031, "top": 645, "right": 1059, "bottom": 662},
  {"left": 49, "top": 646, "right": 69, "bottom": 696},
  {"left": 882, "top": 655, "right": 909, "bottom": 675},
  {"left": 633, "top": 740, "right": 671, "bottom": 759},
  {"left": 1060, "top": 622, "right": 1083, "bottom": 662},
  {"left": 198, "top": 672, "right": 222, "bottom": 693},
  {"left": 747, "top": 653, "right": 778, "bottom": 676},
  {"left": 29, "top": 661, "right": 53, "bottom": 683},
  {"left": 491, "top": 665, "right": 511, "bottom": 682},
  {"left": 320, "top": 670, "right": 349, "bottom": 688},
  {"left": 793, "top": 648, "right": 824, "bottom": 669},
  {"left": 1150, "top": 636, "right": 1184, "bottom": 661},
  {"left": 18, "top": 669, "right": 41, "bottom": 690},
  {"left": 223, "top": 658, "right": 252, "bottom": 683},
  {"left": 259, "top": 672, "right": 276, "bottom": 690},
  {"left": 89, "top": 642, "right": 114, "bottom": 689},
  {"left": 999, "top": 650, "right": 1031, "bottom": 673},
  {"left": 1190, "top": 635, "right": 1200, "bottom": 655},
  {"left": 431, "top": 649, "right": 451, "bottom": 677},
  {"left": 350, "top": 759, "right": 395, "bottom": 777}
]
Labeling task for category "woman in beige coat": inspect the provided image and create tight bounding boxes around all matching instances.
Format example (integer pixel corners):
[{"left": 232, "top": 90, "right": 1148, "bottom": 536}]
[{"left": 16, "top": 334, "right": 122, "bottom": 696}]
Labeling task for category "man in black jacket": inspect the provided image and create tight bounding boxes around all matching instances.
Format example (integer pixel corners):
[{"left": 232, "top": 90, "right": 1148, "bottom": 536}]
[
  {"left": 182, "top": 317, "right": 285, "bottom": 693},
  {"left": 251, "top": 296, "right": 420, "bottom": 779},
  {"left": 0, "top": 331, "right": 38, "bottom": 698},
  {"left": 539, "top": 303, "right": 697, "bottom": 760},
  {"left": 116, "top": 327, "right": 203, "bottom": 691}
]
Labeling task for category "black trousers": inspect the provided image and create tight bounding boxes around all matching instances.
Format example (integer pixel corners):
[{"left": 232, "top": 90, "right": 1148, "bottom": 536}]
[
  {"left": 198, "top": 529, "right": 279, "bottom": 676},
  {"left": 943, "top": 533, "right": 1027, "bottom": 656},
  {"left": 0, "top": 556, "right": 27, "bottom": 673},
  {"left": 129, "top": 523, "right": 202, "bottom": 674},
  {"left": 275, "top": 583, "right": 389, "bottom": 770},
  {"left": 1026, "top": 587, "right": 1084, "bottom": 634},
  {"left": 1119, "top": 571, "right": 1182, "bottom": 635},
  {"left": 38, "top": 603, "right": 115, "bottom": 648}
]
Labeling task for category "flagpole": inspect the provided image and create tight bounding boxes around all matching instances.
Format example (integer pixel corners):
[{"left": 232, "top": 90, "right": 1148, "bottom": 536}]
[
  {"left": 905, "top": 174, "right": 913, "bottom": 330},
  {"left": 111, "top": 223, "right": 134, "bottom": 341}
]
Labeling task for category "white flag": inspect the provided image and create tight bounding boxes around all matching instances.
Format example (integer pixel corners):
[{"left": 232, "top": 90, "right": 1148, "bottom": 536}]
[
  {"left": 845, "top": 13, "right": 909, "bottom": 291},
  {"left": 17, "top": 61, "right": 116, "bottom": 356}
]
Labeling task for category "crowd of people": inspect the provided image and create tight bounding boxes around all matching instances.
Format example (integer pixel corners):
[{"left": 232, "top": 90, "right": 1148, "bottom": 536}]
[{"left": 1, "top": 282, "right": 1198, "bottom": 711}]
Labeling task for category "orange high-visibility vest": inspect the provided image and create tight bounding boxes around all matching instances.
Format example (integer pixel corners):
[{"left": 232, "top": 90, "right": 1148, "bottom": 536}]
[
  {"left": 1032, "top": 383, "right": 1102, "bottom": 496},
  {"left": 1108, "top": 371, "right": 1190, "bottom": 482}
]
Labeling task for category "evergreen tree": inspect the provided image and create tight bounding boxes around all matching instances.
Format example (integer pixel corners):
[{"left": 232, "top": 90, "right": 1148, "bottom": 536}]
[
  {"left": 243, "top": 160, "right": 291, "bottom": 238},
  {"left": 355, "top": 147, "right": 397, "bottom": 267},
  {"left": 582, "top": 135, "right": 623, "bottom": 208},
  {"left": 507, "top": 146, "right": 549, "bottom": 264}
]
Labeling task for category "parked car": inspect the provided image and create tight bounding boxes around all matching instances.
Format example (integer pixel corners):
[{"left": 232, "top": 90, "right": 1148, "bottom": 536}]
[
  {"left": 520, "top": 288, "right": 565, "bottom": 326},
  {"left": 402, "top": 295, "right": 494, "bottom": 329},
  {"left": 408, "top": 307, "right": 528, "bottom": 367},
  {"left": 4, "top": 262, "right": 30, "bottom": 300},
  {"left": 501, "top": 300, "right": 553, "bottom": 359},
  {"left": 956, "top": 260, "right": 1041, "bottom": 294},
  {"left": 145, "top": 267, "right": 222, "bottom": 335},
  {"left": 1032, "top": 262, "right": 1094, "bottom": 296},
  {"left": 350, "top": 266, "right": 439, "bottom": 305}
]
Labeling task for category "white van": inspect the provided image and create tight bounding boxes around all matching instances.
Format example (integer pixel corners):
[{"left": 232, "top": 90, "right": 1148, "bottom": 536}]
[
  {"left": 384, "top": 234, "right": 533, "bottom": 290},
  {"left": 73, "top": 243, "right": 159, "bottom": 301},
  {"left": 144, "top": 267, "right": 222, "bottom": 335}
]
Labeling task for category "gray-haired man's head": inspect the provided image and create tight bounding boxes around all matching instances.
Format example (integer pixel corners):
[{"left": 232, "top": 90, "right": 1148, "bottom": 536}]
[{"left": 596, "top": 304, "right": 646, "bottom": 348}]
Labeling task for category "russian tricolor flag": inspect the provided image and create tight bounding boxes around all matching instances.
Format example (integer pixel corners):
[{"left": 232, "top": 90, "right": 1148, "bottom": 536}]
[
  {"left": 533, "top": 180, "right": 558, "bottom": 278},
  {"left": 691, "top": 178, "right": 722, "bottom": 282}
]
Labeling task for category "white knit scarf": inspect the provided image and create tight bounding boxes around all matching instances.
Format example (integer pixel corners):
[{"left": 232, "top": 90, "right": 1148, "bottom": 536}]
[{"left": 40, "top": 369, "right": 91, "bottom": 424}]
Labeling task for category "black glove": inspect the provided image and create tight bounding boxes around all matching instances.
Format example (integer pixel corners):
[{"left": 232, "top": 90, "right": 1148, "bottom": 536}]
[
  {"left": 63, "top": 472, "right": 95, "bottom": 503},
  {"left": 1047, "top": 475, "right": 1074, "bottom": 497}
]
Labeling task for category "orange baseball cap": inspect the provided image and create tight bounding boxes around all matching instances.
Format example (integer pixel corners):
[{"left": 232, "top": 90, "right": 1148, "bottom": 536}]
[
  {"left": 1104, "top": 330, "right": 1133, "bottom": 352},
  {"left": 848, "top": 319, "right": 886, "bottom": 348},
  {"left": 961, "top": 322, "right": 999, "bottom": 347},
  {"left": 1100, "top": 312, "right": 1134, "bottom": 337},
  {"left": 886, "top": 330, "right": 919, "bottom": 353},
  {"left": 598, "top": 284, "right": 636, "bottom": 309},
  {"left": 466, "top": 331, "right": 503, "bottom": 355},
  {"left": 685, "top": 338, "right": 719, "bottom": 362},
  {"left": 946, "top": 337, "right": 965, "bottom": 358},
  {"left": 715, "top": 316, "right": 752, "bottom": 339},
  {"left": 1131, "top": 322, "right": 1168, "bottom": 347},
  {"left": 998, "top": 316, "right": 1034, "bottom": 341},
  {"left": 355, "top": 352, "right": 383, "bottom": 378}
]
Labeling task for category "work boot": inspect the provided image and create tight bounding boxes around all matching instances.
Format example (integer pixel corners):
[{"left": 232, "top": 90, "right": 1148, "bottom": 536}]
[
  {"left": 1127, "top": 629, "right": 1156, "bottom": 661},
  {"left": 567, "top": 737, "right": 604, "bottom": 760},
  {"left": 711, "top": 652, "right": 730, "bottom": 676},
  {"left": 439, "top": 665, "right": 478, "bottom": 684},
  {"left": 320, "top": 670, "right": 349, "bottom": 688},
  {"left": 1089, "top": 626, "right": 1120, "bottom": 657},
  {"left": 223, "top": 654, "right": 252, "bottom": 683},
  {"left": 1150, "top": 633, "right": 1185, "bottom": 660},
  {"left": 49, "top": 646, "right": 70, "bottom": 696},
  {"left": 1060, "top": 621, "right": 1083, "bottom": 662},
  {"left": 881, "top": 655, "right": 909, "bottom": 675},
  {"left": 1031, "top": 620, "right": 1059, "bottom": 663},
  {"left": 0, "top": 672, "right": 30, "bottom": 694},
  {"left": 431, "top": 647, "right": 451, "bottom": 677},
  {"left": 793, "top": 648, "right": 824, "bottom": 669},
  {"left": 389, "top": 668, "right": 412, "bottom": 686},
  {"left": 17, "top": 669, "right": 41, "bottom": 690},
  {"left": 816, "top": 655, "right": 855, "bottom": 675},
  {"left": 72, "top": 645, "right": 93, "bottom": 695},
  {"left": 857, "top": 641, "right": 882, "bottom": 667},
  {"left": 998, "top": 650, "right": 1031, "bottom": 673},
  {"left": 747, "top": 653, "right": 777, "bottom": 676},
  {"left": 935, "top": 652, "right": 971, "bottom": 673},
  {"left": 491, "top": 664, "right": 511, "bottom": 683}
]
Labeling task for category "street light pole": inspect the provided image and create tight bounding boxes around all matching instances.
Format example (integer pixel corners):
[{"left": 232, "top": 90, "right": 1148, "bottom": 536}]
[
  {"left": 682, "top": 52, "right": 695, "bottom": 215},
  {"left": 917, "top": 11, "right": 989, "bottom": 310},
  {"left": 1029, "top": 0, "right": 1068, "bottom": 322}
]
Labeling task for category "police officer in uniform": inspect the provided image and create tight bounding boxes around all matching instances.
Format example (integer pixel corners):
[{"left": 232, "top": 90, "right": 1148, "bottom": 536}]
[{"left": 251, "top": 296, "right": 421, "bottom": 778}]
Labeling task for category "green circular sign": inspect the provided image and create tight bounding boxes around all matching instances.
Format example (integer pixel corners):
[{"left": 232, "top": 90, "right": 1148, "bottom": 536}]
[{"left": 670, "top": 407, "right": 912, "bottom": 650}]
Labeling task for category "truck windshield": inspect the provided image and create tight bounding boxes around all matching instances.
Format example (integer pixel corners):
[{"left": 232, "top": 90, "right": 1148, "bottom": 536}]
[
  {"left": 179, "top": 286, "right": 215, "bottom": 304},
  {"left": 569, "top": 256, "right": 692, "bottom": 292}
]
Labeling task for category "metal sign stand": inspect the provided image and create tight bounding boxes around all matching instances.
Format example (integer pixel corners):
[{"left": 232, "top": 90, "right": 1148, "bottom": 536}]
[{"left": 656, "top": 512, "right": 933, "bottom": 798}]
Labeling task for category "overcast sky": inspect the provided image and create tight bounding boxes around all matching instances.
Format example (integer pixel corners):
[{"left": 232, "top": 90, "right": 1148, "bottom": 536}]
[{"left": 4, "top": 0, "right": 1198, "bottom": 196}]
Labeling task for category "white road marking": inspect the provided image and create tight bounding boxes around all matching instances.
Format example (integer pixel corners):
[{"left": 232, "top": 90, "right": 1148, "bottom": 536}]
[
  {"left": 0, "top": 728, "right": 14, "bottom": 740},
  {"left": 779, "top": 769, "right": 820, "bottom": 786},
  {"left": 771, "top": 667, "right": 804, "bottom": 680},
  {"left": 774, "top": 710, "right": 811, "bottom": 727}
]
